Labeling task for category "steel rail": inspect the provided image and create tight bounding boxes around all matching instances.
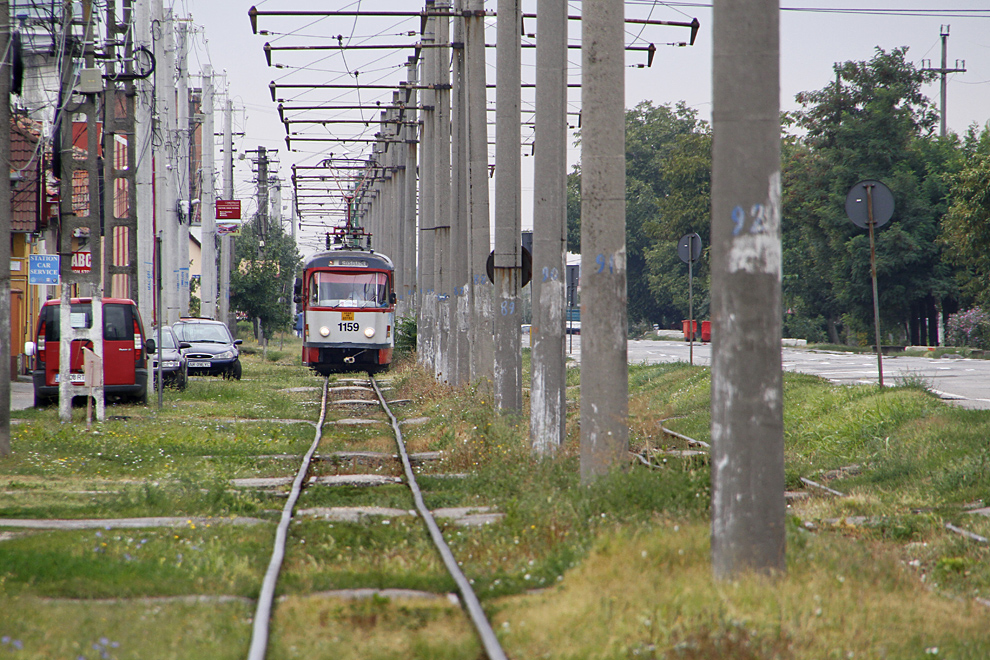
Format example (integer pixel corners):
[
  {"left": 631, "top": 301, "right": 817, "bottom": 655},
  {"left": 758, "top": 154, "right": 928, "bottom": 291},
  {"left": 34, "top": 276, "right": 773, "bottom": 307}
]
[
  {"left": 247, "top": 378, "right": 330, "bottom": 660},
  {"left": 371, "top": 376, "right": 508, "bottom": 660}
]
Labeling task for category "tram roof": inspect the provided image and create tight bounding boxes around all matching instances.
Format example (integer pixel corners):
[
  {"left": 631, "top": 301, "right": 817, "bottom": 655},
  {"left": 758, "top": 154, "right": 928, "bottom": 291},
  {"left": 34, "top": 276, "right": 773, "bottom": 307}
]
[{"left": 304, "top": 249, "right": 394, "bottom": 271}]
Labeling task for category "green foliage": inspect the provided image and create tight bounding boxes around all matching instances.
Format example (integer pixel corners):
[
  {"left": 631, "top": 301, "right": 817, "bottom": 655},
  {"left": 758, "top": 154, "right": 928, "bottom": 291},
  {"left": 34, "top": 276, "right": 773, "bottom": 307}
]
[
  {"left": 568, "top": 101, "right": 712, "bottom": 326},
  {"left": 782, "top": 47, "right": 958, "bottom": 344},
  {"left": 230, "top": 217, "right": 300, "bottom": 339},
  {"left": 395, "top": 314, "right": 417, "bottom": 354},
  {"left": 941, "top": 131, "right": 990, "bottom": 308},
  {"left": 944, "top": 308, "right": 990, "bottom": 349}
]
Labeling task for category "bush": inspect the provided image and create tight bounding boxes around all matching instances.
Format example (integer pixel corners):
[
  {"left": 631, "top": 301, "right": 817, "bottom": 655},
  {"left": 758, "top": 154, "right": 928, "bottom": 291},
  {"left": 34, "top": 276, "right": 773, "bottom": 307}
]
[
  {"left": 945, "top": 308, "right": 990, "bottom": 349},
  {"left": 395, "top": 315, "right": 417, "bottom": 354}
]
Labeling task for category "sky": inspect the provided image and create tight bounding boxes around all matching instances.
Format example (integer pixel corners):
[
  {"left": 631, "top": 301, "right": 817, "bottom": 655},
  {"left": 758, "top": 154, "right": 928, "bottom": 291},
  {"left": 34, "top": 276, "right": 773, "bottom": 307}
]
[{"left": 175, "top": 1, "right": 990, "bottom": 255}]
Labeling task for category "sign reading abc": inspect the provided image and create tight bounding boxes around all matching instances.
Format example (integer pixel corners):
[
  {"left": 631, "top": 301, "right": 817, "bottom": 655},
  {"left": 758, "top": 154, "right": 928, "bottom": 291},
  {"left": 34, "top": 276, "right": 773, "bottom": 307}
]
[{"left": 71, "top": 249, "right": 92, "bottom": 273}]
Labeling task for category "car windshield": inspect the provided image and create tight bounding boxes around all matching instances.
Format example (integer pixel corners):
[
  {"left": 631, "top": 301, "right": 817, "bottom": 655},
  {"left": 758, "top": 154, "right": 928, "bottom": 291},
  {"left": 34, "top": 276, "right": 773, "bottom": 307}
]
[
  {"left": 152, "top": 329, "right": 177, "bottom": 349},
  {"left": 175, "top": 323, "right": 231, "bottom": 343},
  {"left": 310, "top": 271, "right": 389, "bottom": 308}
]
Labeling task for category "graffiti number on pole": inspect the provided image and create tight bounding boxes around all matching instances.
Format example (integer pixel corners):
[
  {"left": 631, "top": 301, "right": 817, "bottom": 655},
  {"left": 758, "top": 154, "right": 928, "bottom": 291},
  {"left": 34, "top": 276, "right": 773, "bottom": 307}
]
[{"left": 731, "top": 204, "right": 769, "bottom": 236}]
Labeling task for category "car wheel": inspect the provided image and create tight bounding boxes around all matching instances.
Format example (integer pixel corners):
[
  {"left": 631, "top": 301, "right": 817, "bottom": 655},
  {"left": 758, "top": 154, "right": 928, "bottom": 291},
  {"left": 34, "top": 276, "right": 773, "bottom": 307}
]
[
  {"left": 33, "top": 390, "right": 51, "bottom": 408},
  {"left": 230, "top": 360, "right": 242, "bottom": 380}
]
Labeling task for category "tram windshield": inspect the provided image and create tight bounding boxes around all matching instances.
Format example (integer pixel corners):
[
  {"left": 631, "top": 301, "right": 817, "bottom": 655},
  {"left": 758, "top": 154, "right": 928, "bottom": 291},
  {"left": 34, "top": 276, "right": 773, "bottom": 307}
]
[{"left": 310, "top": 271, "right": 390, "bottom": 308}]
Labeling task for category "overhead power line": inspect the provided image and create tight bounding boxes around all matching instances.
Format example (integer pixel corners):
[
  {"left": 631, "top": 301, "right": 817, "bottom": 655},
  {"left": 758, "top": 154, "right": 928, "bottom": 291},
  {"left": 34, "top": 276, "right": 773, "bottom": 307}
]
[{"left": 632, "top": 2, "right": 990, "bottom": 18}]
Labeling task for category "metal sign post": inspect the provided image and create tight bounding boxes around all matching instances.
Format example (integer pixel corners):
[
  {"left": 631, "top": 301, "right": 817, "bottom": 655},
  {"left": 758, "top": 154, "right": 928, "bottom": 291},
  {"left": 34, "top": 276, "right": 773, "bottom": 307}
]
[
  {"left": 678, "top": 232, "right": 702, "bottom": 365},
  {"left": 845, "top": 180, "right": 894, "bottom": 388}
]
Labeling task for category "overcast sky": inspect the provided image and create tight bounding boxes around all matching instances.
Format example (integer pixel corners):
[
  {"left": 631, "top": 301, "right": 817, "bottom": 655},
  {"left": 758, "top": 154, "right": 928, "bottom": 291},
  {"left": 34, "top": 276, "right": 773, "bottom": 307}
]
[{"left": 175, "top": 1, "right": 990, "bottom": 254}]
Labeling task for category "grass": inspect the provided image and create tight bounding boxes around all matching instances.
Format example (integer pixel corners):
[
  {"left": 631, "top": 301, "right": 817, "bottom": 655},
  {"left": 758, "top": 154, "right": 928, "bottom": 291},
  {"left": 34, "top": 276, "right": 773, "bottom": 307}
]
[{"left": 2, "top": 345, "right": 990, "bottom": 657}]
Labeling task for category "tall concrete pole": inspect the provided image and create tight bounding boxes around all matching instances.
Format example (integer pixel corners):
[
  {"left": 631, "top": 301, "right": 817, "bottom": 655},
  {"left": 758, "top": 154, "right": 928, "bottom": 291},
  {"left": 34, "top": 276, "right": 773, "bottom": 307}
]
[
  {"left": 531, "top": 0, "right": 568, "bottom": 454},
  {"left": 159, "top": 7, "right": 179, "bottom": 324},
  {"left": 418, "top": 3, "right": 437, "bottom": 373},
  {"left": 580, "top": 0, "right": 628, "bottom": 481},
  {"left": 201, "top": 66, "right": 217, "bottom": 319},
  {"left": 710, "top": 0, "right": 785, "bottom": 577},
  {"left": 219, "top": 98, "right": 234, "bottom": 334},
  {"left": 257, "top": 146, "right": 269, "bottom": 251},
  {"left": 135, "top": 0, "right": 155, "bottom": 326},
  {"left": 494, "top": 0, "right": 523, "bottom": 412},
  {"left": 0, "top": 0, "right": 11, "bottom": 456},
  {"left": 391, "top": 91, "right": 406, "bottom": 304},
  {"left": 176, "top": 19, "right": 190, "bottom": 317},
  {"left": 434, "top": 0, "right": 452, "bottom": 382},
  {"left": 403, "top": 56, "right": 419, "bottom": 316},
  {"left": 450, "top": 2, "right": 469, "bottom": 387},
  {"left": 466, "top": 0, "right": 493, "bottom": 383}
]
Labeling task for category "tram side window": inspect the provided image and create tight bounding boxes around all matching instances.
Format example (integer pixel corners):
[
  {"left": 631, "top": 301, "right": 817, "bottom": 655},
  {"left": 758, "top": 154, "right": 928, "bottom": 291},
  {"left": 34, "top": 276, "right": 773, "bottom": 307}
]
[{"left": 311, "top": 272, "right": 390, "bottom": 308}]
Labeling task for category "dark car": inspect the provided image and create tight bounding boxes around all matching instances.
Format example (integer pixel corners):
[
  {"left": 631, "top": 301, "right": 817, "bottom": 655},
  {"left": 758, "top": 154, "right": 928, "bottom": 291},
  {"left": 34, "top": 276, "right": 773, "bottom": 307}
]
[
  {"left": 25, "top": 297, "right": 151, "bottom": 406},
  {"left": 172, "top": 318, "right": 242, "bottom": 380},
  {"left": 150, "top": 326, "right": 190, "bottom": 390}
]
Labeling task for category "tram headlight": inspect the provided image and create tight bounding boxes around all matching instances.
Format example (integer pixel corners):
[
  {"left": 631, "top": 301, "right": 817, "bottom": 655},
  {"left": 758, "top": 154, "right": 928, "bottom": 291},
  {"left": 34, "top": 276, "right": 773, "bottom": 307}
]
[
  {"left": 319, "top": 326, "right": 330, "bottom": 337},
  {"left": 364, "top": 327, "right": 376, "bottom": 338}
]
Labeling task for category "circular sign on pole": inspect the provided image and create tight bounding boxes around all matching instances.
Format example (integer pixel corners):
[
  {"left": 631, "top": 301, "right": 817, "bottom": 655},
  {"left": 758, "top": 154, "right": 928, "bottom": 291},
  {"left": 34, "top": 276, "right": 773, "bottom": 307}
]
[
  {"left": 677, "top": 233, "right": 702, "bottom": 263},
  {"left": 486, "top": 246, "right": 533, "bottom": 286},
  {"left": 845, "top": 180, "right": 894, "bottom": 229}
]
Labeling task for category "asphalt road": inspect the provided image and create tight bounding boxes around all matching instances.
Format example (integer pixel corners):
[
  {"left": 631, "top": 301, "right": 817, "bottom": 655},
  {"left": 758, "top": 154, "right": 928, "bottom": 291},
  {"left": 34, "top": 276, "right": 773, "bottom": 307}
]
[{"left": 554, "top": 332, "right": 990, "bottom": 411}]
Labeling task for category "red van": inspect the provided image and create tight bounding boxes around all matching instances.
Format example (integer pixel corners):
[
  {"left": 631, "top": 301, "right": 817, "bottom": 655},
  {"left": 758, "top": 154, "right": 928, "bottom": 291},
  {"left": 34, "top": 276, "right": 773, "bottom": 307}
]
[{"left": 25, "top": 298, "right": 152, "bottom": 407}]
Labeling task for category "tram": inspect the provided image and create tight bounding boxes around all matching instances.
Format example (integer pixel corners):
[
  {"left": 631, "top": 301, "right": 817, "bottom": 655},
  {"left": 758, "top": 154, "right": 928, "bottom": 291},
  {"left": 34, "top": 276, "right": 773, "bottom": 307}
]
[{"left": 295, "top": 228, "right": 396, "bottom": 375}]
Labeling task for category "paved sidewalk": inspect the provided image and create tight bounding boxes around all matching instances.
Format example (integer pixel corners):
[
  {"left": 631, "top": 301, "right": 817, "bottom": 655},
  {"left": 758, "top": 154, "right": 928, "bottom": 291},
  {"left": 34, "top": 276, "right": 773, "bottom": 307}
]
[{"left": 8, "top": 376, "right": 33, "bottom": 411}]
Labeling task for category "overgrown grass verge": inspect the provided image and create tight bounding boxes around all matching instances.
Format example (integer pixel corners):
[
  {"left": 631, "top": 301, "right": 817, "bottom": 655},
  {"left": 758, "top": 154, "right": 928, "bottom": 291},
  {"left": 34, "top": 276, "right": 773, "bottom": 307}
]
[{"left": 1, "top": 348, "right": 989, "bottom": 658}]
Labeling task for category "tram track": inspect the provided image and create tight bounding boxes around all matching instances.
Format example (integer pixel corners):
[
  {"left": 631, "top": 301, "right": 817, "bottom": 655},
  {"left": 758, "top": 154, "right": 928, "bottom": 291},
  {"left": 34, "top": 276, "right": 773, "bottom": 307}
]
[{"left": 247, "top": 375, "right": 507, "bottom": 660}]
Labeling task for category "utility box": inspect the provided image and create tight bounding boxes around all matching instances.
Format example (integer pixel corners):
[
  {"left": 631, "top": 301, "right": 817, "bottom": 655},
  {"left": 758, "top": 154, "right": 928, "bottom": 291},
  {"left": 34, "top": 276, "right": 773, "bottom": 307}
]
[{"left": 78, "top": 68, "right": 103, "bottom": 94}]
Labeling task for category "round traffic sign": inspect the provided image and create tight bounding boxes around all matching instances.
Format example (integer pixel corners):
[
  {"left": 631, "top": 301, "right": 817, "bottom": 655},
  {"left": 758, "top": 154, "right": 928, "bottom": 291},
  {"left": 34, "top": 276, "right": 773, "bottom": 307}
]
[
  {"left": 845, "top": 180, "right": 894, "bottom": 229},
  {"left": 677, "top": 233, "right": 702, "bottom": 263}
]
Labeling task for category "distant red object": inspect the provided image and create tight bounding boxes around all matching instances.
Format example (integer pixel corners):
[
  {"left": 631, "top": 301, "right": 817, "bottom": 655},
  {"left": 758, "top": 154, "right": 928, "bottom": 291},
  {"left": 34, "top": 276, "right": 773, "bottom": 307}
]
[
  {"left": 701, "top": 320, "right": 711, "bottom": 343},
  {"left": 682, "top": 319, "right": 698, "bottom": 341},
  {"left": 216, "top": 199, "right": 241, "bottom": 219}
]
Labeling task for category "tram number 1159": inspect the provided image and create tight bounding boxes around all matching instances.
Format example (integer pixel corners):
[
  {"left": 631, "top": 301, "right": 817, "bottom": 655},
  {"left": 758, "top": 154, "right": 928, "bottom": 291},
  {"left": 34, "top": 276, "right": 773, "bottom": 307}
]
[{"left": 338, "top": 322, "right": 360, "bottom": 332}]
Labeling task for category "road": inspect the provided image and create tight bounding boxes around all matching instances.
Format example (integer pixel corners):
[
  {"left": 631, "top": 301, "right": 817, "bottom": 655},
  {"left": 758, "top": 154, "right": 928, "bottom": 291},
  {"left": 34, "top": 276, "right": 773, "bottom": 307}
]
[{"left": 553, "top": 332, "right": 990, "bottom": 411}]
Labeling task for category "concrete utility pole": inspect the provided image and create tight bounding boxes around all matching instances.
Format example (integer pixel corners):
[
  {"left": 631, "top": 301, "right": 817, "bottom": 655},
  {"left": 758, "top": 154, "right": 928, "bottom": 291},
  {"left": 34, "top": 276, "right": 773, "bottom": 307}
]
[
  {"left": 257, "top": 146, "right": 269, "bottom": 251},
  {"left": 135, "top": 0, "right": 155, "bottom": 326},
  {"left": 1, "top": 0, "right": 11, "bottom": 456},
  {"left": 418, "top": 3, "right": 437, "bottom": 373},
  {"left": 580, "top": 0, "right": 628, "bottom": 481},
  {"left": 201, "top": 66, "right": 217, "bottom": 319},
  {"left": 402, "top": 56, "right": 419, "bottom": 316},
  {"left": 158, "top": 7, "right": 179, "bottom": 324},
  {"left": 530, "top": 0, "right": 568, "bottom": 454},
  {"left": 220, "top": 98, "right": 234, "bottom": 334},
  {"left": 391, "top": 91, "right": 406, "bottom": 309},
  {"left": 176, "top": 19, "right": 190, "bottom": 317},
  {"left": 494, "top": 0, "right": 523, "bottom": 412},
  {"left": 466, "top": 0, "right": 493, "bottom": 383},
  {"left": 434, "top": 0, "right": 452, "bottom": 383},
  {"left": 58, "top": 0, "right": 105, "bottom": 423},
  {"left": 921, "top": 26, "right": 966, "bottom": 138},
  {"left": 710, "top": 0, "right": 785, "bottom": 577},
  {"left": 451, "top": 1, "right": 470, "bottom": 387},
  {"left": 103, "top": 0, "right": 139, "bottom": 304}
]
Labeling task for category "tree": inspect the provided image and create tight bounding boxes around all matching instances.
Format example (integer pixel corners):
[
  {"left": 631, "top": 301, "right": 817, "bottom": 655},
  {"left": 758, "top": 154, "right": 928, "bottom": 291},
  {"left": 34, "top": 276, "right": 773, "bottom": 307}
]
[
  {"left": 231, "top": 216, "right": 300, "bottom": 340},
  {"left": 782, "top": 47, "right": 956, "bottom": 345},
  {"left": 940, "top": 127, "right": 990, "bottom": 309},
  {"left": 567, "top": 101, "right": 712, "bottom": 327}
]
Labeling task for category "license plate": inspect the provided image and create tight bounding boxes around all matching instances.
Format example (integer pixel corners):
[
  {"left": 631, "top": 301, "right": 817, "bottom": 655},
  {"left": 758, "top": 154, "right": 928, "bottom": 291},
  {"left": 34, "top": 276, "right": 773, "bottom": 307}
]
[
  {"left": 189, "top": 361, "right": 211, "bottom": 368},
  {"left": 341, "top": 311, "right": 355, "bottom": 321},
  {"left": 54, "top": 373, "right": 86, "bottom": 383}
]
